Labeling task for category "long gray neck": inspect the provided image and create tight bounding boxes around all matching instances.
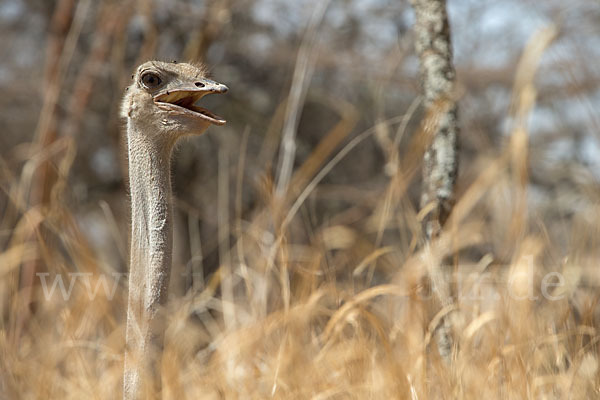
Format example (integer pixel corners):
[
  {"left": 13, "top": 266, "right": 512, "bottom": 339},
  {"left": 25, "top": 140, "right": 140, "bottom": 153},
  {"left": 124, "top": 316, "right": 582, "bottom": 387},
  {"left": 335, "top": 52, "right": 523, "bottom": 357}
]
[{"left": 124, "top": 119, "right": 174, "bottom": 399}]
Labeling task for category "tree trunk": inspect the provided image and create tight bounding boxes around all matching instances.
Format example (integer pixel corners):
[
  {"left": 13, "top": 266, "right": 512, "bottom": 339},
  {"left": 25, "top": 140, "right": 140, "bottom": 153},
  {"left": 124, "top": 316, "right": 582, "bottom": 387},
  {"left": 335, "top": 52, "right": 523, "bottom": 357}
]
[
  {"left": 410, "top": 0, "right": 459, "bottom": 362},
  {"left": 411, "top": 0, "right": 459, "bottom": 239}
]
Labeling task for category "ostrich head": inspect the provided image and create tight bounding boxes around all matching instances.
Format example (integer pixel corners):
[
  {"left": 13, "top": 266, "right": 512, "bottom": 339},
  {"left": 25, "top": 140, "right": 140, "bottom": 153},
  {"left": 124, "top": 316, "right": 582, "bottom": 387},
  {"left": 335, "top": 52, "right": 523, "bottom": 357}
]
[{"left": 121, "top": 60, "right": 228, "bottom": 142}]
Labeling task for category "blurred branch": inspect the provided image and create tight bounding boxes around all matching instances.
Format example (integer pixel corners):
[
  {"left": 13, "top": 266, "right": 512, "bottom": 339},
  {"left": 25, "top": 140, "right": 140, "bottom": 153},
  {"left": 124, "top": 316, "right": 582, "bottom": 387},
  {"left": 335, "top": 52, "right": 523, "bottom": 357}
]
[
  {"left": 63, "top": 1, "right": 124, "bottom": 139},
  {"left": 184, "top": 0, "right": 231, "bottom": 61},
  {"left": 275, "top": 1, "right": 330, "bottom": 198},
  {"left": 134, "top": 0, "right": 157, "bottom": 63},
  {"left": 507, "top": 26, "right": 557, "bottom": 240},
  {"left": 288, "top": 93, "right": 358, "bottom": 201},
  {"left": 12, "top": 0, "right": 90, "bottom": 346}
]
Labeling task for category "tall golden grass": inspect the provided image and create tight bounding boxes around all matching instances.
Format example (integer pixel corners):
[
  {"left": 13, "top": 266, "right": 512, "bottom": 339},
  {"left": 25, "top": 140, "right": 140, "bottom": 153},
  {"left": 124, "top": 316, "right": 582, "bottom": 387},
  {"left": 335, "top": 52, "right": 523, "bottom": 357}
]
[{"left": 1, "top": 20, "right": 599, "bottom": 400}]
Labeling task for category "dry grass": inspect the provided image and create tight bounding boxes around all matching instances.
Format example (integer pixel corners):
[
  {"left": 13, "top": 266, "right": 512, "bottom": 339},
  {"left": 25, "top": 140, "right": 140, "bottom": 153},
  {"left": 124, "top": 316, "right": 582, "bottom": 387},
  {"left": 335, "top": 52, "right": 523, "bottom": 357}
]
[{"left": 1, "top": 13, "right": 600, "bottom": 400}]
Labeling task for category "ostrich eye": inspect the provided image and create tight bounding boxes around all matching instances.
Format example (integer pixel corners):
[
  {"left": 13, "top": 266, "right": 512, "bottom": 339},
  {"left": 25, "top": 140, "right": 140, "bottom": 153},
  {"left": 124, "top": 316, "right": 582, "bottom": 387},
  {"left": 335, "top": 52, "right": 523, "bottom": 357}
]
[{"left": 141, "top": 72, "right": 162, "bottom": 88}]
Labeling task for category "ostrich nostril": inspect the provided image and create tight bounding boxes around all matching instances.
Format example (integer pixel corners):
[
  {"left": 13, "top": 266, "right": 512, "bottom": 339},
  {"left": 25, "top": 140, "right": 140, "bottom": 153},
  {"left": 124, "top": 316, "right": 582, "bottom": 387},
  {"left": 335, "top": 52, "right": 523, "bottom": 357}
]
[{"left": 195, "top": 82, "right": 205, "bottom": 88}]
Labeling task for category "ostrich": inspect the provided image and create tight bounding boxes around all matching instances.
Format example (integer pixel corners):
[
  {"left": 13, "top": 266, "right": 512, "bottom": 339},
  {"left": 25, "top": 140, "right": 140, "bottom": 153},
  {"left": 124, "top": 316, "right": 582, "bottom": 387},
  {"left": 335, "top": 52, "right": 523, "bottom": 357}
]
[{"left": 121, "top": 60, "right": 228, "bottom": 399}]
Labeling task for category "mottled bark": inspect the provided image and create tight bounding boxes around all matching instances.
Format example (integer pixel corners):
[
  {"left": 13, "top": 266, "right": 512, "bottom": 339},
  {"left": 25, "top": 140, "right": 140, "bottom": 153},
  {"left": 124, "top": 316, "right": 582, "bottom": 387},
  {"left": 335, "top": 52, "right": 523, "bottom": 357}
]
[
  {"left": 411, "top": 0, "right": 459, "bottom": 362},
  {"left": 411, "top": 0, "right": 459, "bottom": 239}
]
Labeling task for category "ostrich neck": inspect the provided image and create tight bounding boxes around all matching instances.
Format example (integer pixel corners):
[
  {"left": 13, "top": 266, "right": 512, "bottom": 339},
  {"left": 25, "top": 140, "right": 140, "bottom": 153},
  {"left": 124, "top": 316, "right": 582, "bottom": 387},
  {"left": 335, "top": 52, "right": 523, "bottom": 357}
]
[
  {"left": 127, "top": 124, "right": 173, "bottom": 305},
  {"left": 124, "top": 119, "right": 174, "bottom": 399}
]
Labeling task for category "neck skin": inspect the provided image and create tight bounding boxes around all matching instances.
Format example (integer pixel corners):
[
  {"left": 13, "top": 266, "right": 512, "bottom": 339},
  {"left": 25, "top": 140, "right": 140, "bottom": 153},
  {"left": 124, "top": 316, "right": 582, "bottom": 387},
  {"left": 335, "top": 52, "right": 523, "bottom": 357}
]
[{"left": 123, "top": 118, "right": 175, "bottom": 399}]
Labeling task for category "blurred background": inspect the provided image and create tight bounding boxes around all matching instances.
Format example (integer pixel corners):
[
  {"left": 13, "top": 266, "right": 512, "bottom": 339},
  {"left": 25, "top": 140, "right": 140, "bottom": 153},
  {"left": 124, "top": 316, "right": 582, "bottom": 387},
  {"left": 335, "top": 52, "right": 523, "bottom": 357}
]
[
  {"left": 2, "top": 0, "right": 600, "bottom": 398},
  {"left": 3, "top": 0, "right": 600, "bottom": 281}
]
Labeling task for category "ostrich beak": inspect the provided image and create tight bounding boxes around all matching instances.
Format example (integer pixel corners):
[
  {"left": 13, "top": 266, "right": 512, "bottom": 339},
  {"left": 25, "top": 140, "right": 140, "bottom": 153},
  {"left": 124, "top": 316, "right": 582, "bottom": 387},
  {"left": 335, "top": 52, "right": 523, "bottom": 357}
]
[{"left": 154, "top": 79, "right": 228, "bottom": 125}]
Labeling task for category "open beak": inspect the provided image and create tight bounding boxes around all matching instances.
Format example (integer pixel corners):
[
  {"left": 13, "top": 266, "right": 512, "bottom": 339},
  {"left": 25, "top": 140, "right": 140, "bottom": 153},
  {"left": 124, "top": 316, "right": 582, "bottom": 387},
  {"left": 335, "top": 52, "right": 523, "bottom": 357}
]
[{"left": 153, "top": 79, "right": 228, "bottom": 126}]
